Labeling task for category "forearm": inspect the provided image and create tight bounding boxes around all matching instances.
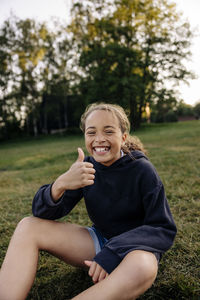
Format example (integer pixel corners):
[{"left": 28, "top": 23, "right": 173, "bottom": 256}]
[
  {"left": 51, "top": 173, "right": 69, "bottom": 202},
  {"left": 32, "top": 184, "right": 83, "bottom": 220},
  {"left": 32, "top": 184, "right": 64, "bottom": 219}
]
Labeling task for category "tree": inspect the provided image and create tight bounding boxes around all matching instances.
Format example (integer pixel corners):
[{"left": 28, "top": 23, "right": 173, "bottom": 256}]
[
  {"left": 176, "top": 100, "right": 194, "bottom": 117},
  {"left": 69, "top": 0, "right": 194, "bottom": 128},
  {"left": 193, "top": 102, "right": 200, "bottom": 119},
  {"left": 0, "top": 17, "right": 49, "bottom": 136},
  {"left": 150, "top": 89, "right": 178, "bottom": 122},
  {"left": 0, "top": 17, "right": 20, "bottom": 138},
  {"left": 38, "top": 21, "right": 73, "bottom": 134},
  {"left": 0, "top": 16, "right": 73, "bottom": 138}
]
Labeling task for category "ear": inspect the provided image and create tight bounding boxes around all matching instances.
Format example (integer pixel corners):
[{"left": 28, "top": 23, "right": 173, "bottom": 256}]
[{"left": 122, "top": 132, "right": 127, "bottom": 144}]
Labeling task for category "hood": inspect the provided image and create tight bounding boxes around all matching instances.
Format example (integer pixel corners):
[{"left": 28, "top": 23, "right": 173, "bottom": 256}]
[{"left": 86, "top": 150, "right": 148, "bottom": 171}]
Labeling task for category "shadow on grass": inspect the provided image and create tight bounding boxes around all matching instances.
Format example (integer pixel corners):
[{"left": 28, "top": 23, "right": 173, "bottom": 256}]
[
  {"left": 27, "top": 265, "right": 199, "bottom": 300},
  {"left": 28, "top": 268, "right": 93, "bottom": 300}
]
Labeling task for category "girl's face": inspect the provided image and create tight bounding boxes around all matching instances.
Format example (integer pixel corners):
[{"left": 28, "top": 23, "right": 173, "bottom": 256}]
[{"left": 85, "top": 110, "right": 127, "bottom": 166}]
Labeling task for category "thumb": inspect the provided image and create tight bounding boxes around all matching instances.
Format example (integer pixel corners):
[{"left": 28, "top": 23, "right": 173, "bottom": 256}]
[
  {"left": 77, "top": 147, "right": 85, "bottom": 162},
  {"left": 84, "top": 260, "right": 92, "bottom": 267}
]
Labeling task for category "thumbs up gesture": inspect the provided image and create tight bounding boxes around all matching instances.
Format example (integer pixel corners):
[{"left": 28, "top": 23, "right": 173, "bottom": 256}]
[
  {"left": 51, "top": 148, "right": 95, "bottom": 201},
  {"left": 66, "top": 147, "right": 96, "bottom": 189},
  {"left": 76, "top": 147, "right": 85, "bottom": 163}
]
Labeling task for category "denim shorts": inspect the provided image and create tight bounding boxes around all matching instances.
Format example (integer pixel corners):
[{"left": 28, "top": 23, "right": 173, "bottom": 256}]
[
  {"left": 86, "top": 226, "right": 161, "bottom": 263},
  {"left": 86, "top": 226, "right": 108, "bottom": 254}
]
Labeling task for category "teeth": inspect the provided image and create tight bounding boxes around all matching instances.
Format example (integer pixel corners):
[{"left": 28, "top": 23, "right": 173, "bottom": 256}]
[{"left": 95, "top": 147, "right": 109, "bottom": 152}]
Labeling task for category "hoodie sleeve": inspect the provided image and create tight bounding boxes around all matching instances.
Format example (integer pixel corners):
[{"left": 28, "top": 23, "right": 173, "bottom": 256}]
[
  {"left": 32, "top": 184, "right": 83, "bottom": 220},
  {"left": 94, "top": 161, "right": 177, "bottom": 274}
]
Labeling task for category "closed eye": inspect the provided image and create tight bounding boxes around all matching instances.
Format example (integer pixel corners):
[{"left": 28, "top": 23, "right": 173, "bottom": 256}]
[{"left": 86, "top": 131, "right": 96, "bottom": 135}]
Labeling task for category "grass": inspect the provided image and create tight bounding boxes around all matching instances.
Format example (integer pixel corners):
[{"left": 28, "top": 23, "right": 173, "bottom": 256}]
[{"left": 0, "top": 121, "right": 200, "bottom": 299}]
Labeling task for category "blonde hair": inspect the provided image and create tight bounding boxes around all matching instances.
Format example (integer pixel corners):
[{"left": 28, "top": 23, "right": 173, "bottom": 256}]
[{"left": 80, "top": 103, "right": 146, "bottom": 155}]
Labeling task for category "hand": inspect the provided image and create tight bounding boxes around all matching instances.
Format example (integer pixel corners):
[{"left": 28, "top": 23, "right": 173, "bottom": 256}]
[
  {"left": 51, "top": 148, "right": 95, "bottom": 201},
  {"left": 84, "top": 260, "right": 108, "bottom": 284},
  {"left": 66, "top": 148, "right": 95, "bottom": 189}
]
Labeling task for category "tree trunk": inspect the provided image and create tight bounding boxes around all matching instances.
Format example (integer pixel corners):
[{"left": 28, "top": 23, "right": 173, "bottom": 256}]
[
  {"left": 129, "top": 96, "right": 139, "bottom": 131},
  {"left": 33, "top": 116, "right": 38, "bottom": 137},
  {"left": 64, "top": 96, "right": 68, "bottom": 128}
]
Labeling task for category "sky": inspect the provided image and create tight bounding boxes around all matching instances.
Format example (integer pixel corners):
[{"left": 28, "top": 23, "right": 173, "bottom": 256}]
[{"left": 0, "top": 0, "right": 200, "bottom": 106}]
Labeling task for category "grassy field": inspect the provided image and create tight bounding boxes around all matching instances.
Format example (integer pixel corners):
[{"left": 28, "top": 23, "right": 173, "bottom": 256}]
[{"left": 0, "top": 121, "right": 199, "bottom": 299}]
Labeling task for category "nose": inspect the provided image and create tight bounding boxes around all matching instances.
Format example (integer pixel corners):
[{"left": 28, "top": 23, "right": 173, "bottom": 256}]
[{"left": 95, "top": 132, "right": 106, "bottom": 143}]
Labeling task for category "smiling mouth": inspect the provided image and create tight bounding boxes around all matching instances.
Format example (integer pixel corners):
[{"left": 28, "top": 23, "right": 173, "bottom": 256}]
[{"left": 93, "top": 146, "right": 110, "bottom": 153}]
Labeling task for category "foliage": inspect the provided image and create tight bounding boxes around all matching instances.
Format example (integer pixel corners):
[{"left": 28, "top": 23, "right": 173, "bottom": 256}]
[
  {"left": 0, "top": 16, "right": 73, "bottom": 138},
  {"left": 0, "top": 0, "right": 195, "bottom": 138},
  {"left": 193, "top": 101, "right": 200, "bottom": 119},
  {"left": 150, "top": 98, "right": 198, "bottom": 123},
  {"left": 176, "top": 100, "right": 195, "bottom": 117},
  {"left": 70, "top": 0, "right": 194, "bottom": 128},
  {"left": 150, "top": 90, "right": 178, "bottom": 122},
  {"left": 0, "top": 121, "right": 199, "bottom": 299}
]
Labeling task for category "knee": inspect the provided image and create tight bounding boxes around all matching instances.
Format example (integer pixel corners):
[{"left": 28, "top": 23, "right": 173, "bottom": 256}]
[
  {"left": 133, "top": 250, "right": 158, "bottom": 283},
  {"left": 15, "top": 216, "right": 41, "bottom": 239},
  {"left": 130, "top": 250, "right": 157, "bottom": 282},
  {"left": 118, "top": 251, "right": 158, "bottom": 299}
]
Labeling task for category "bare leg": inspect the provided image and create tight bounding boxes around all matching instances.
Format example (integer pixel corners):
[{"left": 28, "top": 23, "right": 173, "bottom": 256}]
[
  {"left": 72, "top": 250, "right": 158, "bottom": 300},
  {"left": 0, "top": 216, "right": 95, "bottom": 300}
]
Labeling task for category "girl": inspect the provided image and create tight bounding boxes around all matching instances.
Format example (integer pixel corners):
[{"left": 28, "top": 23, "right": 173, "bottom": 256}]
[{"left": 0, "top": 103, "right": 177, "bottom": 300}]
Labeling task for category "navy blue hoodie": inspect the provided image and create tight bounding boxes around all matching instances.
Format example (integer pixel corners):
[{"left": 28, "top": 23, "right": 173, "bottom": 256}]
[{"left": 32, "top": 151, "right": 177, "bottom": 273}]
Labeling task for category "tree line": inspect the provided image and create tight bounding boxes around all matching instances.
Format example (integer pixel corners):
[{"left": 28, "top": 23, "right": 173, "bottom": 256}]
[{"left": 0, "top": 0, "right": 199, "bottom": 140}]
